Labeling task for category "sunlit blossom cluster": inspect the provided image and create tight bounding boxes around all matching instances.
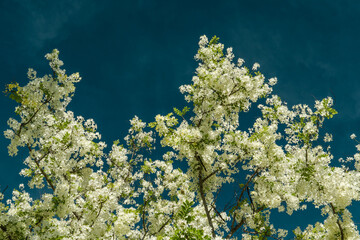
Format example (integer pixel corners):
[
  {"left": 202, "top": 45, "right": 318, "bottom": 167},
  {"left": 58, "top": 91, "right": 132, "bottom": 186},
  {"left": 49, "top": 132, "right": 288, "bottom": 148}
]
[{"left": 1, "top": 36, "right": 360, "bottom": 239}]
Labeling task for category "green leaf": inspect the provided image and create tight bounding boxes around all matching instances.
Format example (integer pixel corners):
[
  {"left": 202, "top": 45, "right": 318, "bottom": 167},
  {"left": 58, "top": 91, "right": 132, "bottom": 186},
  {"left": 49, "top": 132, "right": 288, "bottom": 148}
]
[
  {"left": 209, "top": 35, "right": 219, "bottom": 45},
  {"left": 9, "top": 92, "right": 22, "bottom": 103}
]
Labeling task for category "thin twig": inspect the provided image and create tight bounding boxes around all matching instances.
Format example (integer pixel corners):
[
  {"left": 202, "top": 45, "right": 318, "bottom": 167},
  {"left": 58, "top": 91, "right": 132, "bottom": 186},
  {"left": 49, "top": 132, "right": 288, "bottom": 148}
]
[
  {"left": 237, "top": 168, "right": 261, "bottom": 206},
  {"left": 1, "top": 185, "right": 8, "bottom": 195},
  {"left": 203, "top": 168, "right": 221, "bottom": 182}
]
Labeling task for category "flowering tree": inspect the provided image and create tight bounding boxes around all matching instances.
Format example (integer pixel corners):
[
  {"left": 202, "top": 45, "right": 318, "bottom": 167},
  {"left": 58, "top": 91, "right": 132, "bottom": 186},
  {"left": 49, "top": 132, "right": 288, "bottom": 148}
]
[{"left": 1, "top": 35, "right": 360, "bottom": 239}]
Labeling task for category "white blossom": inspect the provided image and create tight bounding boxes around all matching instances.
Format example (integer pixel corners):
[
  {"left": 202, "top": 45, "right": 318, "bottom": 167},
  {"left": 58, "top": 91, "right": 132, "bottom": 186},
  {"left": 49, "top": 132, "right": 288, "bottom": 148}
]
[
  {"left": 252, "top": 62, "right": 260, "bottom": 70},
  {"left": 1, "top": 35, "right": 359, "bottom": 240},
  {"left": 324, "top": 133, "right": 333, "bottom": 142}
]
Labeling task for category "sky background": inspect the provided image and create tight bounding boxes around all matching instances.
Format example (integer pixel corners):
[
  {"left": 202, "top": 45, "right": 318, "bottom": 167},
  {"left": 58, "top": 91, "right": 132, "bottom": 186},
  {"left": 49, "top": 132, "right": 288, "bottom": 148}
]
[{"left": 1, "top": 0, "right": 360, "bottom": 237}]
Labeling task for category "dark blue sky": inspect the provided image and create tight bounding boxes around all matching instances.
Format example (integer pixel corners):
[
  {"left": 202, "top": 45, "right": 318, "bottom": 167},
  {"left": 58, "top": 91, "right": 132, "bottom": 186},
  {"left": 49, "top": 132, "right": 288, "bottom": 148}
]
[{"left": 1, "top": 0, "right": 360, "bottom": 235}]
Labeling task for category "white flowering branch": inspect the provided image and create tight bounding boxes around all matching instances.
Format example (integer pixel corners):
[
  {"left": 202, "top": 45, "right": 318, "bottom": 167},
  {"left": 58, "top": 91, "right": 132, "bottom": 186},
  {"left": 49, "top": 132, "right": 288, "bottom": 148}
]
[{"left": 1, "top": 37, "right": 360, "bottom": 239}]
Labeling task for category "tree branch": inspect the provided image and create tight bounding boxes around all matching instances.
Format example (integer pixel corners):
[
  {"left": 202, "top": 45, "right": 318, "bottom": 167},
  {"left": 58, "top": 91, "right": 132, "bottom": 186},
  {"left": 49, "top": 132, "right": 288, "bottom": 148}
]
[
  {"left": 196, "top": 154, "right": 216, "bottom": 237},
  {"left": 247, "top": 186, "right": 255, "bottom": 211},
  {"left": 211, "top": 203, "right": 226, "bottom": 223},
  {"left": 237, "top": 167, "right": 261, "bottom": 206},
  {"left": 155, "top": 215, "right": 172, "bottom": 235},
  {"left": 90, "top": 200, "right": 105, "bottom": 228},
  {"left": 16, "top": 97, "right": 52, "bottom": 137},
  {"left": 226, "top": 167, "right": 262, "bottom": 238},
  {"left": 330, "top": 203, "right": 344, "bottom": 240},
  {"left": 203, "top": 168, "right": 221, "bottom": 182},
  {"left": 27, "top": 144, "right": 55, "bottom": 191},
  {"left": 1, "top": 185, "right": 8, "bottom": 195},
  {"left": 141, "top": 199, "right": 150, "bottom": 240},
  {"left": 225, "top": 218, "right": 245, "bottom": 239}
]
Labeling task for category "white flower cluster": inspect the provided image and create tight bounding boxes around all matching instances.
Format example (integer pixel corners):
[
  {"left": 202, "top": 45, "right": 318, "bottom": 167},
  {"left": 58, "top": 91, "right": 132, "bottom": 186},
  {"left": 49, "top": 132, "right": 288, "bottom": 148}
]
[{"left": 1, "top": 35, "right": 360, "bottom": 239}]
